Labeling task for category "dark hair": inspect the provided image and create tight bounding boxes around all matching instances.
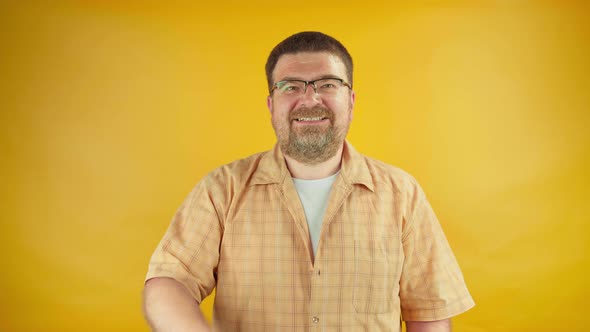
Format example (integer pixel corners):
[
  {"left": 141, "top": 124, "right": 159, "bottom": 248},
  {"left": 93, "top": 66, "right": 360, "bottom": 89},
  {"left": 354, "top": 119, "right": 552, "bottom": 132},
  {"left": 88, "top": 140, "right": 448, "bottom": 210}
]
[{"left": 265, "top": 31, "right": 353, "bottom": 92}]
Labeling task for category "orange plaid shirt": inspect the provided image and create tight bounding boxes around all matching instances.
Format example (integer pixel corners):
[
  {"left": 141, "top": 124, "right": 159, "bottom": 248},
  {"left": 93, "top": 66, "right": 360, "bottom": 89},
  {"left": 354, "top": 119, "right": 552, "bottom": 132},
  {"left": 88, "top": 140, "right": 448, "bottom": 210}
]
[{"left": 146, "top": 141, "right": 474, "bottom": 331}]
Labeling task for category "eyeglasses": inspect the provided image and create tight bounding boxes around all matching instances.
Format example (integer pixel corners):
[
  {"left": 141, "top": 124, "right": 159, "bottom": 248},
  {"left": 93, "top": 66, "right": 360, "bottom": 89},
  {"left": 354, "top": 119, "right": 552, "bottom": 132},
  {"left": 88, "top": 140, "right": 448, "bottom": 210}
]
[{"left": 270, "top": 78, "right": 352, "bottom": 97}]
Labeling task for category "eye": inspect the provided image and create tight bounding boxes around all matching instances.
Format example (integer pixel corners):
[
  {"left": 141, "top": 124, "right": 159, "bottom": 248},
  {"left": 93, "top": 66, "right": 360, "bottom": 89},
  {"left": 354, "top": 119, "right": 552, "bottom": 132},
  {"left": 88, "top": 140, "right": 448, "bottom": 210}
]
[
  {"left": 320, "top": 83, "right": 336, "bottom": 89},
  {"left": 317, "top": 79, "right": 341, "bottom": 90},
  {"left": 277, "top": 81, "right": 303, "bottom": 94}
]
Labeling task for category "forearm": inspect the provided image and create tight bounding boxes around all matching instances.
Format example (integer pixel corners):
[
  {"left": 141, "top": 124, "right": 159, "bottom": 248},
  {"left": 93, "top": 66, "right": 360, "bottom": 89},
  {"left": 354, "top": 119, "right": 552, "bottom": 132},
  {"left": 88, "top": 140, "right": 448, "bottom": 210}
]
[
  {"left": 406, "top": 319, "right": 451, "bottom": 332},
  {"left": 143, "top": 277, "right": 211, "bottom": 332}
]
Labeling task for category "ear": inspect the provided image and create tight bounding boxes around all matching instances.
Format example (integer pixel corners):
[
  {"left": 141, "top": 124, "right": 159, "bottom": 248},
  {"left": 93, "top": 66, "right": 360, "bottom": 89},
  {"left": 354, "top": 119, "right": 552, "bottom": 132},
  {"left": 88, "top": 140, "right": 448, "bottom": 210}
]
[
  {"left": 267, "top": 95, "right": 273, "bottom": 114},
  {"left": 349, "top": 90, "right": 356, "bottom": 120}
]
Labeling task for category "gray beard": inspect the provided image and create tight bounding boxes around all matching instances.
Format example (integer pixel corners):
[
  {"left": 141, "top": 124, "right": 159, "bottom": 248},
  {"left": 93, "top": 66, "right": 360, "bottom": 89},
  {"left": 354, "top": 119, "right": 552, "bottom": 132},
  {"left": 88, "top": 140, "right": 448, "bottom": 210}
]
[{"left": 280, "top": 125, "right": 341, "bottom": 165}]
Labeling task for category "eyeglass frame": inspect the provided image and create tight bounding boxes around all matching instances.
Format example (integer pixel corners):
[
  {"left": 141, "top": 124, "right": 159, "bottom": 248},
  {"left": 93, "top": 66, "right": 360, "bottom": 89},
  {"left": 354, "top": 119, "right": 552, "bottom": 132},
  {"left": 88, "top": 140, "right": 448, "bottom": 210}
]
[{"left": 269, "top": 77, "right": 352, "bottom": 95}]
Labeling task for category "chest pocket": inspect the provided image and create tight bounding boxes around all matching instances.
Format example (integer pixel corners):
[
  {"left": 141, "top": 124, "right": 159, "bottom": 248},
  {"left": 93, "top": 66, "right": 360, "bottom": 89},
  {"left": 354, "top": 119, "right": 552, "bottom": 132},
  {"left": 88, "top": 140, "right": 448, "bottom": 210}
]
[{"left": 353, "top": 240, "right": 397, "bottom": 313}]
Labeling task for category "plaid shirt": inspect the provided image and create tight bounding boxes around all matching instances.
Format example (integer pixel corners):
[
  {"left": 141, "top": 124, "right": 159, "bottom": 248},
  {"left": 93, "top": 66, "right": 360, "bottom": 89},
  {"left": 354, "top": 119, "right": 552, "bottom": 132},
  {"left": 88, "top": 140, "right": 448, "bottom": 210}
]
[{"left": 146, "top": 141, "right": 474, "bottom": 331}]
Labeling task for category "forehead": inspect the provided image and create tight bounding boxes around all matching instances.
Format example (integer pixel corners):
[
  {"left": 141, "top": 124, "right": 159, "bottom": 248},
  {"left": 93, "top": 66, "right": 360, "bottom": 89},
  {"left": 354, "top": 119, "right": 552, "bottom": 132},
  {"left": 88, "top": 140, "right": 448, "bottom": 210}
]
[{"left": 273, "top": 52, "right": 347, "bottom": 81}]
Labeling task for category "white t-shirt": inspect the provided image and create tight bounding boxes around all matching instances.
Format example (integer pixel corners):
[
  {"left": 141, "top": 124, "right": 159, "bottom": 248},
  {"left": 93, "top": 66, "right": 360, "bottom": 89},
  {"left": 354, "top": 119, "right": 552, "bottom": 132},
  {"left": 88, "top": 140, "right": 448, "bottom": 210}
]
[{"left": 292, "top": 172, "right": 339, "bottom": 257}]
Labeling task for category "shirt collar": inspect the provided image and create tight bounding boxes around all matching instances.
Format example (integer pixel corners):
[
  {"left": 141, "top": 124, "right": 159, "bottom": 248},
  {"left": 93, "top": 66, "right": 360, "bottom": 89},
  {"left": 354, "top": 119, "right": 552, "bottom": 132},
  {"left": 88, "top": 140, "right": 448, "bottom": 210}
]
[{"left": 250, "top": 141, "right": 374, "bottom": 192}]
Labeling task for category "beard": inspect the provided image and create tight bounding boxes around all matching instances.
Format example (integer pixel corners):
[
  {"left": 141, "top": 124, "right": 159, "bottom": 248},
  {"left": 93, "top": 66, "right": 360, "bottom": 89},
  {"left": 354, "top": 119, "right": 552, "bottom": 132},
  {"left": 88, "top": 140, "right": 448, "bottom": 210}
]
[{"left": 273, "top": 105, "right": 349, "bottom": 165}]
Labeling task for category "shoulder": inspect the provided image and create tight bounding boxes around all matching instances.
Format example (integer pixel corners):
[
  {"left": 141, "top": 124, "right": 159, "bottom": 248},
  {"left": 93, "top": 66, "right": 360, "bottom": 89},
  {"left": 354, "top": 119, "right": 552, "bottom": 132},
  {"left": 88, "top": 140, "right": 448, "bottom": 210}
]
[
  {"left": 360, "top": 154, "right": 421, "bottom": 195},
  {"left": 182, "top": 150, "right": 271, "bottom": 218},
  {"left": 201, "top": 149, "right": 270, "bottom": 189}
]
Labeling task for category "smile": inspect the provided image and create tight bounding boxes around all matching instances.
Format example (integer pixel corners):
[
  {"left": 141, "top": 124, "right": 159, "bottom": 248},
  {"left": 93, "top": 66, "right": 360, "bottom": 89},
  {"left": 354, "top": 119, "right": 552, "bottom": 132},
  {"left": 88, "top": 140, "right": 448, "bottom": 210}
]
[{"left": 295, "top": 117, "right": 327, "bottom": 122}]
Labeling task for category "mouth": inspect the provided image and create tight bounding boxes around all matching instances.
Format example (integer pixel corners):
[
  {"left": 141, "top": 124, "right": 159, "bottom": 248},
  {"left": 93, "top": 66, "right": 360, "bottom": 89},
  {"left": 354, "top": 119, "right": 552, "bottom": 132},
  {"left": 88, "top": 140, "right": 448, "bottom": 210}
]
[{"left": 294, "top": 117, "right": 328, "bottom": 122}]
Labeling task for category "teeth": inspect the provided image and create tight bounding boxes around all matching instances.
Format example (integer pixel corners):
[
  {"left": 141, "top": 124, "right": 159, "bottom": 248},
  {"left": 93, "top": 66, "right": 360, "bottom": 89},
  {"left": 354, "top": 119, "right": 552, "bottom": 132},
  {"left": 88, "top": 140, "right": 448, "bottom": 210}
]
[{"left": 297, "top": 117, "right": 323, "bottom": 121}]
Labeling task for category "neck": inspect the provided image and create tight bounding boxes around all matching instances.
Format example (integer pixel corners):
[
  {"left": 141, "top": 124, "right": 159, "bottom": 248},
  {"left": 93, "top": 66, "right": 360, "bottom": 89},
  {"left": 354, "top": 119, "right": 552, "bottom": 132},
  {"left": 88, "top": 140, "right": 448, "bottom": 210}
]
[{"left": 283, "top": 144, "right": 344, "bottom": 180}]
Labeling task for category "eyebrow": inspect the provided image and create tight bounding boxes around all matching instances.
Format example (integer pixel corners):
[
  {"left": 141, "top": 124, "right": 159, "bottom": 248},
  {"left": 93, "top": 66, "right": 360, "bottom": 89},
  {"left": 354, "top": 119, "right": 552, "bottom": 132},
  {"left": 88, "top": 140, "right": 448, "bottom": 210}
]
[{"left": 277, "top": 75, "right": 343, "bottom": 82}]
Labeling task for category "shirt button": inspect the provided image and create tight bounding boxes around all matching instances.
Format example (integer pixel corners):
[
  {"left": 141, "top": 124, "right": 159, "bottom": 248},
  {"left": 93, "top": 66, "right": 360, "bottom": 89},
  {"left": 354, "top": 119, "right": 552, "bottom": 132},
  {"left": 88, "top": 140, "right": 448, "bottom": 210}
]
[{"left": 312, "top": 316, "right": 319, "bottom": 324}]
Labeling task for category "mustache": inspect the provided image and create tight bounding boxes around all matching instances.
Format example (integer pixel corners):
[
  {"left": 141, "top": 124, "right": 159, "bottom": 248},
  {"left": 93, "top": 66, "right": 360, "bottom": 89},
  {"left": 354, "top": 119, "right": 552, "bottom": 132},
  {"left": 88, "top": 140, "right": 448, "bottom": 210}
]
[{"left": 289, "top": 106, "right": 334, "bottom": 122}]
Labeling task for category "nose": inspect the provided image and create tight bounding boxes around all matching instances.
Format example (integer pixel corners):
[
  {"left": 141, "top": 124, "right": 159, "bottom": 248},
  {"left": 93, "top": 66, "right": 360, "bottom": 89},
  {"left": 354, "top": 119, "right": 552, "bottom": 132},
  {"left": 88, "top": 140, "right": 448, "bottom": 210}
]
[
  {"left": 303, "top": 82, "right": 318, "bottom": 94},
  {"left": 297, "top": 82, "right": 321, "bottom": 108}
]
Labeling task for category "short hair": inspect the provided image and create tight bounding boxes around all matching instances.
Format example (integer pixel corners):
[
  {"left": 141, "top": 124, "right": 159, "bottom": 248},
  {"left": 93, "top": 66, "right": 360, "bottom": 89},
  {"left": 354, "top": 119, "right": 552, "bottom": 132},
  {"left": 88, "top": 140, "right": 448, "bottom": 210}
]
[{"left": 265, "top": 31, "right": 353, "bottom": 93}]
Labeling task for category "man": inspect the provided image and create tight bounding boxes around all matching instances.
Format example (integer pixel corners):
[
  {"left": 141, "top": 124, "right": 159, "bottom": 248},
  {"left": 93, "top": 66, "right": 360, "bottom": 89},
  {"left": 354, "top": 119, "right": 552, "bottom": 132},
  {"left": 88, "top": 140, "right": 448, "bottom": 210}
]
[{"left": 143, "top": 31, "right": 474, "bottom": 331}]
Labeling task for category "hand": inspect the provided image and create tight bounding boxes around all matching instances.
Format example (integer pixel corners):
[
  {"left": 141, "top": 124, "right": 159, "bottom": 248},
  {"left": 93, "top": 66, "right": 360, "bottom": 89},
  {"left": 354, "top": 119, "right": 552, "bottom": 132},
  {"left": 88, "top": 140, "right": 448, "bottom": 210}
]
[{"left": 406, "top": 319, "right": 451, "bottom": 332}]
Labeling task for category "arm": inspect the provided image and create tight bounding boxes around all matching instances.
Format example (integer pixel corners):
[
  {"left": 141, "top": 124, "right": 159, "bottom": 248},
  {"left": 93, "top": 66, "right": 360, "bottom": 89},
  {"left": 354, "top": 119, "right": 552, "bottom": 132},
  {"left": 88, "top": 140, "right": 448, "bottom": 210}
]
[
  {"left": 406, "top": 319, "right": 451, "bottom": 332},
  {"left": 399, "top": 179, "right": 474, "bottom": 325},
  {"left": 143, "top": 277, "right": 211, "bottom": 332}
]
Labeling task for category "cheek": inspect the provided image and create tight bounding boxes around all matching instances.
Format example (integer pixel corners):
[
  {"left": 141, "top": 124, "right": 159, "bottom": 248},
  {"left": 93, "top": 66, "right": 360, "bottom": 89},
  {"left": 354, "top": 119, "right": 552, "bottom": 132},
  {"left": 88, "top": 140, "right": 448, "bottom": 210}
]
[
  {"left": 329, "top": 100, "right": 350, "bottom": 115},
  {"left": 272, "top": 101, "right": 297, "bottom": 118},
  {"left": 271, "top": 107, "right": 290, "bottom": 128},
  {"left": 272, "top": 108, "right": 286, "bottom": 121}
]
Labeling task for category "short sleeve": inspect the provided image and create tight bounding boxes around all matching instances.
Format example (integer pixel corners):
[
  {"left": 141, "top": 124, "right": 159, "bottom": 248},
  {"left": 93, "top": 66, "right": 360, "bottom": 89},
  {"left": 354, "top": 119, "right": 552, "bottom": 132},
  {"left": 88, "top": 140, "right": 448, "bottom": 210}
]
[
  {"left": 399, "top": 180, "right": 475, "bottom": 321},
  {"left": 145, "top": 177, "right": 224, "bottom": 304}
]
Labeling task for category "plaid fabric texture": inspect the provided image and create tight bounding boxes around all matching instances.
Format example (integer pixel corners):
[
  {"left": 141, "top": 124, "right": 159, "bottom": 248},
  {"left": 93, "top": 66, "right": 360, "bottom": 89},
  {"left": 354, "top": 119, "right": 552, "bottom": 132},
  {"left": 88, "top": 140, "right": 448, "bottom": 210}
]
[{"left": 146, "top": 142, "right": 474, "bottom": 331}]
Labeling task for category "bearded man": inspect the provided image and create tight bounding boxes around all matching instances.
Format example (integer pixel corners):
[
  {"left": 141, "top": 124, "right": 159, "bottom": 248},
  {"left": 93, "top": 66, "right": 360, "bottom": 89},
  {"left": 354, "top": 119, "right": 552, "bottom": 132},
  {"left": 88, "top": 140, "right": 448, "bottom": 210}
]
[{"left": 143, "top": 31, "right": 474, "bottom": 332}]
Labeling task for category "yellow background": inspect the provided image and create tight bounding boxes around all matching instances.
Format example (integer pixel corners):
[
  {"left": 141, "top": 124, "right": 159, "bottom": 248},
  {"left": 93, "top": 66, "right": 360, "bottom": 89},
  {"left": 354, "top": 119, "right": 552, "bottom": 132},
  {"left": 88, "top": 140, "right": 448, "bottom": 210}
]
[{"left": 1, "top": 1, "right": 588, "bottom": 331}]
